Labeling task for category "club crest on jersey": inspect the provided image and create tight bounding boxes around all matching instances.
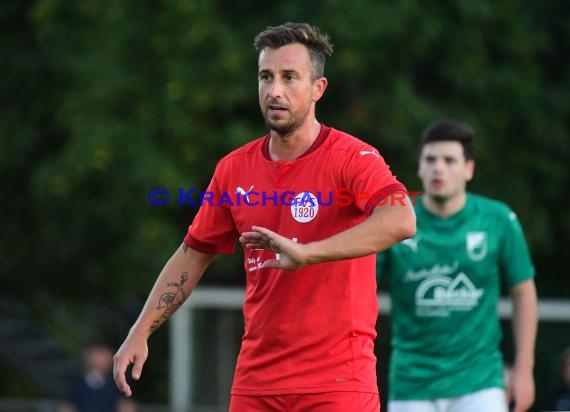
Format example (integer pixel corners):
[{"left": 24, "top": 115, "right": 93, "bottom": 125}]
[
  {"left": 466, "top": 231, "right": 487, "bottom": 261},
  {"left": 291, "top": 192, "right": 318, "bottom": 223}
]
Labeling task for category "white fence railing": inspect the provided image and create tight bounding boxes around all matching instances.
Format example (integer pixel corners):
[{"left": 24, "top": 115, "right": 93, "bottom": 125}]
[{"left": 170, "top": 287, "right": 570, "bottom": 412}]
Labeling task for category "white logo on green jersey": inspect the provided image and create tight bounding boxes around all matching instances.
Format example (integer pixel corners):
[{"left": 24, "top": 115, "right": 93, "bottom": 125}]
[
  {"left": 466, "top": 232, "right": 487, "bottom": 261},
  {"left": 401, "top": 236, "right": 420, "bottom": 252},
  {"left": 404, "top": 261, "right": 458, "bottom": 282},
  {"left": 415, "top": 272, "right": 483, "bottom": 317}
]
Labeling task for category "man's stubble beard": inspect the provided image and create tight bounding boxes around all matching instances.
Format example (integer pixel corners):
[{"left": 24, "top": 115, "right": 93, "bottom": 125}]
[{"left": 263, "top": 107, "right": 310, "bottom": 138}]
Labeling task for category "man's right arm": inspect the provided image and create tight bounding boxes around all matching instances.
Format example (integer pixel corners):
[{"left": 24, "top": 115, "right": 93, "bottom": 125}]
[{"left": 113, "top": 243, "right": 216, "bottom": 397}]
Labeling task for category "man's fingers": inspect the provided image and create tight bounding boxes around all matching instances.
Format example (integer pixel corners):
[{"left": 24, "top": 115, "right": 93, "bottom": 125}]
[
  {"left": 240, "top": 236, "right": 272, "bottom": 250},
  {"left": 113, "top": 359, "right": 132, "bottom": 397},
  {"left": 514, "top": 395, "right": 533, "bottom": 412},
  {"left": 132, "top": 353, "right": 146, "bottom": 381},
  {"left": 251, "top": 225, "right": 273, "bottom": 236},
  {"left": 512, "top": 400, "right": 523, "bottom": 412},
  {"left": 240, "top": 231, "right": 267, "bottom": 241},
  {"left": 260, "top": 258, "right": 280, "bottom": 269},
  {"left": 239, "top": 233, "right": 266, "bottom": 247}
]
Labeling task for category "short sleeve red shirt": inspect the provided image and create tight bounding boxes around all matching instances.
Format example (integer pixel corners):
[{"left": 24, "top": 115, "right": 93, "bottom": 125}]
[{"left": 185, "top": 125, "right": 406, "bottom": 395}]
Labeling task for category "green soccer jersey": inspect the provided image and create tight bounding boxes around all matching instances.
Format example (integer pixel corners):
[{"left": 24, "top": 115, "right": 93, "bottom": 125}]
[{"left": 377, "top": 193, "right": 535, "bottom": 400}]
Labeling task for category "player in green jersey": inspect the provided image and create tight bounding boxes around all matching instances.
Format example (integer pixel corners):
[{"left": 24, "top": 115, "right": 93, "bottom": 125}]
[{"left": 377, "top": 119, "right": 537, "bottom": 412}]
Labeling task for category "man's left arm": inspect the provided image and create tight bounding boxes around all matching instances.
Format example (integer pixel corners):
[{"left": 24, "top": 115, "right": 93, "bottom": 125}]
[
  {"left": 239, "top": 194, "right": 416, "bottom": 270},
  {"left": 508, "top": 278, "right": 538, "bottom": 412}
]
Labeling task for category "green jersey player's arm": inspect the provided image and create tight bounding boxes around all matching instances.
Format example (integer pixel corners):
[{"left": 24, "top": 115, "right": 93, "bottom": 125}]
[
  {"left": 501, "top": 208, "right": 537, "bottom": 412},
  {"left": 507, "top": 279, "right": 537, "bottom": 411}
]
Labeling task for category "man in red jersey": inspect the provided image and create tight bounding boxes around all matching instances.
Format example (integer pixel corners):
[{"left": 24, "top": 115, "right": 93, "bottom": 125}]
[{"left": 113, "top": 22, "right": 416, "bottom": 412}]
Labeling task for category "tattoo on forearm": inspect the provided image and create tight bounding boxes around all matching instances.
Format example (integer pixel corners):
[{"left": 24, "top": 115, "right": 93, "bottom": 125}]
[
  {"left": 149, "top": 320, "right": 160, "bottom": 334},
  {"left": 151, "top": 273, "right": 191, "bottom": 334}
]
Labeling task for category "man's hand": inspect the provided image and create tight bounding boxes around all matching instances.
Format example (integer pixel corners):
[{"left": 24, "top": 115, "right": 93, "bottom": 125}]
[
  {"left": 507, "top": 365, "right": 535, "bottom": 412},
  {"left": 113, "top": 333, "right": 149, "bottom": 397},
  {"left": 239, "top": 226, "right": 310, "bottom": 270}
]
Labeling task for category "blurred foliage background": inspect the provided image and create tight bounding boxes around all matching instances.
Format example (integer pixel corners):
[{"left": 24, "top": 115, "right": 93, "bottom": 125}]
[{"left": 1, "top": 0, "right": 569, "bottom": 408}]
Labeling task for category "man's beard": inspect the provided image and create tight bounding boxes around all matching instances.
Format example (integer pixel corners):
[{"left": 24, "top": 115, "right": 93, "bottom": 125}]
[{"left": 263, "top": 109, "right": 309, "bottom": 137}]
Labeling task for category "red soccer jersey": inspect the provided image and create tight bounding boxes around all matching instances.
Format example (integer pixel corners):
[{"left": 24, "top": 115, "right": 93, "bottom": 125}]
[{"left": 185, "top": 125, "right": 406, "bottom": 395}]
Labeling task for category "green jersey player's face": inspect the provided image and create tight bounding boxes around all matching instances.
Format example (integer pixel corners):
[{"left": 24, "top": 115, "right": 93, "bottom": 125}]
[{"left": 418, "top": 141, "right": 474, "bottom": 202}]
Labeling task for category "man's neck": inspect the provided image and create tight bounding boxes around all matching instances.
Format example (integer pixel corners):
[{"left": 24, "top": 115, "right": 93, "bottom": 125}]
[
  {"left": 269, "top": 120, "right": 321, "bottom": 161},
  {"left": 422, "top": 192, "right": 467, "bottom": 218}
]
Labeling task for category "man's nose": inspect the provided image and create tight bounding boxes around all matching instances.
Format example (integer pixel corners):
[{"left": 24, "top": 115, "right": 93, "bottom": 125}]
[
  {"left": 268, "top": 79, "right": 284, "bottom": 98},
  {"left": 432, "top": 159, "right": 445, "bottom": 173}
]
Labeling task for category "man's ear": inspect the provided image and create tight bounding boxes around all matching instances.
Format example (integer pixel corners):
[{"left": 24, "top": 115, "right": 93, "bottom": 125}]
[
  {"left": 312, "top": 77, "right": 328, "bottom": 102},
  {"left": 465, "top": 159, "right": 475, "bottom": 182}
]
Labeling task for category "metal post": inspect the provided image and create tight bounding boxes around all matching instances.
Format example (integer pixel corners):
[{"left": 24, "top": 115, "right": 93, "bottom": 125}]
[
  {"left": 217, "top": 310, "right": 235, "bottom": 409},
  {"left": 170, "top": 307, "right": 192, "bottom": 412}
]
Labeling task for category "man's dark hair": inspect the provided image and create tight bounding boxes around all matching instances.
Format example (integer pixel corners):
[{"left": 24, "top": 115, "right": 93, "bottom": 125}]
[
  {"left": 254, "top": 22, "right": 334, "bottom": 81},
  {"left": 421, "top": 119, "right": 475, "bottom": 161}
]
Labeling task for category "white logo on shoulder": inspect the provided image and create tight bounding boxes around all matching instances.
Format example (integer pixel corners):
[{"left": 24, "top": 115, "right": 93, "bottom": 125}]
[
  {"left": 466, "top": 232, "right": 487, "bottom": 261},
  {"left": 236, "top": 185, "right": 254, "bottom": 202},
  {"left": 291, "top": 192, "right": 318, "bottom": 223},
  {"left": 360, "top": 149, "right": 380, "bottom": 158}
]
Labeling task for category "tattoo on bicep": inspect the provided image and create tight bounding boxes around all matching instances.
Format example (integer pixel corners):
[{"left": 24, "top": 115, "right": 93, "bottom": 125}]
[
  {"left": 182, "top": 244, "right": 189, "bottom": 253},
  {"left": 156, "top": 272, "right": 191, "bottom": 321}
]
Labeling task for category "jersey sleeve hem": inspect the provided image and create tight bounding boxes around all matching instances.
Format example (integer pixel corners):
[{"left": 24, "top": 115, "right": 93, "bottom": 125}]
[
  {"left": 363, "top": 183, "right": 409, "bottom": 216},
  {"left": 183, "top": 233, "right": 235, "bottom": 255},
  {"left": 504, "top": 269, "right": 536, "bottom": 288}
]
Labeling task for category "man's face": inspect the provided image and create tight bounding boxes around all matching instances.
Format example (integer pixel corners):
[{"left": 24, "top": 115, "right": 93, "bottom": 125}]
[
  {"left": 258, "top": 43, "right": 326, "bottom": 136},
  {"left": 84, "top": 345, "right": 113, "bottom": 374},
  {"left": 418, "top": 141, "right": 474, "bottom": 201}
]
